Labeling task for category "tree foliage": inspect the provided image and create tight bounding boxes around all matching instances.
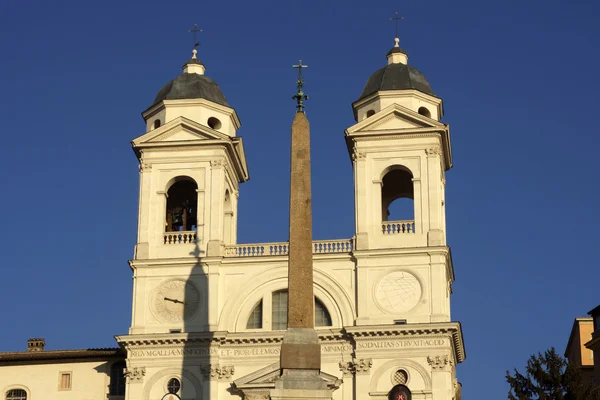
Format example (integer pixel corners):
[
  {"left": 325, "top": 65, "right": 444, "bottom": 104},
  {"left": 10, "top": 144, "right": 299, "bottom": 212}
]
[{"left": 506, "top": 347, "right": 599, "bottom": 400}]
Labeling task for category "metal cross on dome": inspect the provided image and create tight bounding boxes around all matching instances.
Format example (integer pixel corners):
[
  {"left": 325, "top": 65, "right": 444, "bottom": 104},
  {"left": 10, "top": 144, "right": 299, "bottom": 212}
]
[
  {"left": 292, "top": 60, "right": 309, "bottom": 112},
  {"left": 389, "top": 12, "right": 404, "bottom": 38},
  {"left": 188, "top": 23, "right": 203, "bottom": 49}
]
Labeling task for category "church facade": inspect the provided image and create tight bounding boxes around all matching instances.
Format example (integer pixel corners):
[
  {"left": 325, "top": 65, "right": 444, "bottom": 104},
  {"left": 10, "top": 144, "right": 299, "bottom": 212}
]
[{"left": 0, "top": 37, "right": 465, "bottom": 400}]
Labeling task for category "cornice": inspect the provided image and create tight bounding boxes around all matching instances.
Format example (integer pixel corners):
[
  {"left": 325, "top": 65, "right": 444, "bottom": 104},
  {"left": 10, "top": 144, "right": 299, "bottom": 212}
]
[
  {"left": 130, "top": 245, "right": 447, "bottom": 268},
  {"left": 141, "top": 98, "right": 241, "bottom": 131},
  {"left": 133, "top": 138, "right": 248, "bottom": 184},
  {"left": 116, "top": 330, "right": 347, "bottom": 348},
  {"left": 352, "top": 245, "right": 450, "bottom": 258},
  {"left": 115, "top": 323, "right": 465, "bottom": 363},
  {"left": 344, "top": 322, "right": 465, "bottom": 363},
  {"left": 352, "top": 89, "right": 442, "bottom": 110},
  {"left": 346, "top": 129, "right": 452, "bottom": 171}
]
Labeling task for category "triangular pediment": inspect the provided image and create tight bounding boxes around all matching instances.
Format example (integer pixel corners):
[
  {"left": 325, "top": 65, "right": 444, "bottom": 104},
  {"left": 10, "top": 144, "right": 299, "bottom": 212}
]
[
  {"left": 347, "top": 103, "right": 445, "bottom": 135},
  {"left": 233, "top": 362, "right": 341, "bottom": 390},
  {"left": 132, "top": 116, "right": 229, "bottom": 146}
]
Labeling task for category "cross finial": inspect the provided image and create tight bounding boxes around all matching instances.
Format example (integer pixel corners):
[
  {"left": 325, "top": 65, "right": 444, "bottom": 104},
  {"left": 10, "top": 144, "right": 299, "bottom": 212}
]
[
  {"left": 188, "top": 24, "right": 203, "bottom": 50},
  {"left": 389, "top": 12, "right": 404, "bottom": 39},
  {"left": 292, "top": 60, "right": 309, "bottom": 112}
]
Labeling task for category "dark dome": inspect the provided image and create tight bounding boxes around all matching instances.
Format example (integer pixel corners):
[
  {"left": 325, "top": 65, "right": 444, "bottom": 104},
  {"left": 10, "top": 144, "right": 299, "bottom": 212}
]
[
  {"left": 386, "top": 47, "right": 407, "bottom": 56},
  {"left": 357, "top": 62, "right": 435, "bottom": 101},
  {"left": 153, "top": 72, "right": 229, "bottom": 107}
]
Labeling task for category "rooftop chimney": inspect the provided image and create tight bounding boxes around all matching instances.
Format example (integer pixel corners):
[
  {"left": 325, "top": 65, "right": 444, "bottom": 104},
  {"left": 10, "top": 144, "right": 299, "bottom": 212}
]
[{"left": 27, "top": 338, "right": 45, "bottom": 352}]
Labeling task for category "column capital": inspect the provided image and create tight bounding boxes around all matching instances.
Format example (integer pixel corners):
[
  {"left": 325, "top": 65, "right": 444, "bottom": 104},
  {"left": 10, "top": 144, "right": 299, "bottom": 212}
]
[
  {"left": 427, "top": 355, "right": 454, "bottom": 371},
  {"left": 338, "top": 358, "right": 372, "bottom": 375},
  {"left": 124, "top": 366, "right": 146, "bottom": 383},
  {"left": 201, "top": 364, "right": 235, "bottom": 381}
]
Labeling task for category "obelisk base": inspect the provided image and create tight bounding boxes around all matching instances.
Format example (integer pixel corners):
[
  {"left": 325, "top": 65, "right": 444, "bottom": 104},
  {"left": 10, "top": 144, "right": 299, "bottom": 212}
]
[
  {"left": 272, "top": 328, "right": 330, "bottom": 400},
  {"left": 271, "top": 370, "right": 331, "bottom": 400}
]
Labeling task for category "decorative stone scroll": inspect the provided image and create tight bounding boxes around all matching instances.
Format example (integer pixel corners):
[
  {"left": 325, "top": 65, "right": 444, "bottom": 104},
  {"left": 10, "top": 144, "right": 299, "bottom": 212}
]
[
  {"left": 201, "top": 364, "right": 235, "bottom": 380},
  {"left": 138, "top": 162, "right": 152, "bottom": 172},
  {"left": 427, "top": 355, "right": 453, "bottom": 370},
  {"left": 124, "top": 367, "right": 146, "bottom": 382},
  {"left": 339, "top": 361, "right": 354, "bottom": 376},
  {"left": 351, "top": 149, "right": 366, "bottom": 161},
  {"left": 338, "top": 358, "right": 373, "bottom": 375},
  {"left": 210, "top": 159, "right": 224, "bottom": 167},
  {"left": 425, "top": 147, "right": 441, "bottom": 156}
]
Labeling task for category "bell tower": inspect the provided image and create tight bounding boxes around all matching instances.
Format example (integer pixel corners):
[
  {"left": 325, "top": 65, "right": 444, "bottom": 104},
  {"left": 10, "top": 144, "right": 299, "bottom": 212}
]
[
  {"left": 346, "top": 36, "right": 462, "bottom": 399},
  {"left": 132, "top": 49, "right": 249, "bottom": 261},
  {"left": 127, "top": 48, "right": 249, "bottom": 335},
  {"left": 347, "top": 37, "right": 451, "bottom": 251}
]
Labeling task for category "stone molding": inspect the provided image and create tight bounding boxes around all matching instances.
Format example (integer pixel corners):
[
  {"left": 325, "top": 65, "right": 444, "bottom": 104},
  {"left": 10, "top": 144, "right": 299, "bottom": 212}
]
[
  {"left": 427, "top": 355, "right": 453, "bottom": 371},
  {"left": 124, "top": 366, "right": 146, "bottom": 382},
  {"left": 354, "top": 358, "right": 373, "bottom": 374},
  {"left": 201, "top": 364, "right": 235, "bottom": 380},
  {"left": 210, "top": 159, "right": 224, "bottom": 167},
  {"left": 425, "top": 147, "right": 441, "bottom": 156},
  {"left": 351, "top": 149, "right": 367, "bottom": 161},
  {"left": 338, "top": 358, "right": 372, "bottom": 375},
  {"left": 138, "top": 162, "right": 152, "bottom": 172},
  {"left": 116, "top": 322, "right": 465, "bottom": 363}
]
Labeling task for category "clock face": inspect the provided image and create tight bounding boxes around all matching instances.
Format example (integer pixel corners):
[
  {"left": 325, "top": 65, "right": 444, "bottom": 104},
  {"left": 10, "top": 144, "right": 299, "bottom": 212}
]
[{"left": 152, "top": 279, "right": 200, "bottom": 322}]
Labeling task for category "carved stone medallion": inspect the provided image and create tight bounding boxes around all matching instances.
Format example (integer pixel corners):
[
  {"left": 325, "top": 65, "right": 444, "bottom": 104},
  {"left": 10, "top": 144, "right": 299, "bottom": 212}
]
[{"left": 375, "top": 271, "right": 422, "bottom": 313}]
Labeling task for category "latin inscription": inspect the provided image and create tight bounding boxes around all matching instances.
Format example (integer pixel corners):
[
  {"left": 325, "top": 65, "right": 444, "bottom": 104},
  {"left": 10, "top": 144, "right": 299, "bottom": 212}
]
[
  {"left": 130, "top": 348, "right": 218, "bottom": 357},
  {"left": 357, "top": 339, "right": 446, "bottom": 349},
  {"left": 322, "top": 344, "right": 353, "bottom": 353},
  {"left": 129, "top": 339, "right": 446, "bottom": 358}
]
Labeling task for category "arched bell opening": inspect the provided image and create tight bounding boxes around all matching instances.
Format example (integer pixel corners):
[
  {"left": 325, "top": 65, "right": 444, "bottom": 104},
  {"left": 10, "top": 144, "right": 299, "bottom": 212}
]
[
  {"left": 381, "top": 166, "right": 414, "bottom": 222},
  {"left": 165, "top": 178, "right": 198, "bottom": 232}
]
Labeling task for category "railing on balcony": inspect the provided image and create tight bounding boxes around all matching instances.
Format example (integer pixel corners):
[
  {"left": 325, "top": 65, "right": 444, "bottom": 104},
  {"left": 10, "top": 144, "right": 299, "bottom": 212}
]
[
  {"left": 382, "top": 220, "right": 415, "bottom": 234},
  {"left": 224, "top": 238, "right": 354, "bottom": 257},
  {"left": 164, "top": 231, "right": 197, "bottom": 244}
]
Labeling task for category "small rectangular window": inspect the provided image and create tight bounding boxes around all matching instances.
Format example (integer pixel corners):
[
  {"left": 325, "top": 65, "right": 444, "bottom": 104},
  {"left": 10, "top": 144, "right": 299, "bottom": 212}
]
[{"left": 59, "top": 372, "right": 72, "bottom": 390}]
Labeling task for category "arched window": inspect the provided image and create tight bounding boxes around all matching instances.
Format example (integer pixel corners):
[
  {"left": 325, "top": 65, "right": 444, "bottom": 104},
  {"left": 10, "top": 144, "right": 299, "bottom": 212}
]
[
  {"left": 417, "top": 107, "right": 431, "bottom": 118},
  {"left": 269, "top": 290, "right": 332, "bottom": 330},
  {"left": 272, "top": 290, "right": 288, "bottom": 330},
  {"left": 153, "top": 119, "right": 161, "bottom": 129},
  {"left": 166, "top": 179, "right": 198, "bottom": 232},
  {"left": 381, "top": 166, "right": 414, "bottom": 222},
  {"left": 366, "top": 109, "right": 376, "bottom": 118},
  {"left": 5, "top": 389, "right": 27, "bottom": 400},
  {"left": 246, "top": 299, "right": 263, "bottom": 329},
  {"left": 109, "top": 361, "right": 126, "bottom": 396},
  {"left": 315, "top": 298, "right": 332, "bottom": 327}
]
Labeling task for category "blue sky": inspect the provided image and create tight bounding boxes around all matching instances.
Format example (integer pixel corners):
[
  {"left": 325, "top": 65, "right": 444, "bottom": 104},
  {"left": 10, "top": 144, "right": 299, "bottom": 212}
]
[{"left": 1, "top": 0, "right": 599, "bottom": 397}]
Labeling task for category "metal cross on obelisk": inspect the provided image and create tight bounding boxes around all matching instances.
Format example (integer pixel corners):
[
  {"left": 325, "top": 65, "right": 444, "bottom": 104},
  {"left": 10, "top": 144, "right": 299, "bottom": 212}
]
[
  {"left": 188, "top": 24, "right": 203, "bottom": 49},
  {"left": 390, "top": 12, "right": 404, "bottom": 38},
  {"left": 272, "top": 63, "right": 329, "bottom": 399},
  {"left": 292, "top": 60, "right": 309, "bottom": 112}
]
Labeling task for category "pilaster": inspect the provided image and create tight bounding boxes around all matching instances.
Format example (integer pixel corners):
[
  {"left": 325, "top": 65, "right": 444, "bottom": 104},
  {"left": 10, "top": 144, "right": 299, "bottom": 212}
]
[{"left": 427, "top": 355, "right": 454, "bottom": 399}]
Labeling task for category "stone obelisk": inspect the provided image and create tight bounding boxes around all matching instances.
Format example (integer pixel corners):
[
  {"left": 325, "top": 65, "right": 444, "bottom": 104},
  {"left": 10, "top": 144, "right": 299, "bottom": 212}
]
[{"left": 271, "top": 61, "right": 330, "bottom": 400}]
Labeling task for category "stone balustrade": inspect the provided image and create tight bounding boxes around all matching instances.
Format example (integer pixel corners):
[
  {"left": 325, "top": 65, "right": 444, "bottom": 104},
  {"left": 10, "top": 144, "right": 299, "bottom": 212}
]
[
  {"left": 224, "top": 239, "right": 354, "bottom": 257},
  {"left": 163, "top": 231, "right": 197, "bottom": 244},
  {"left": 382, "top": 220, "right": 415, "bottom": 234}
]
